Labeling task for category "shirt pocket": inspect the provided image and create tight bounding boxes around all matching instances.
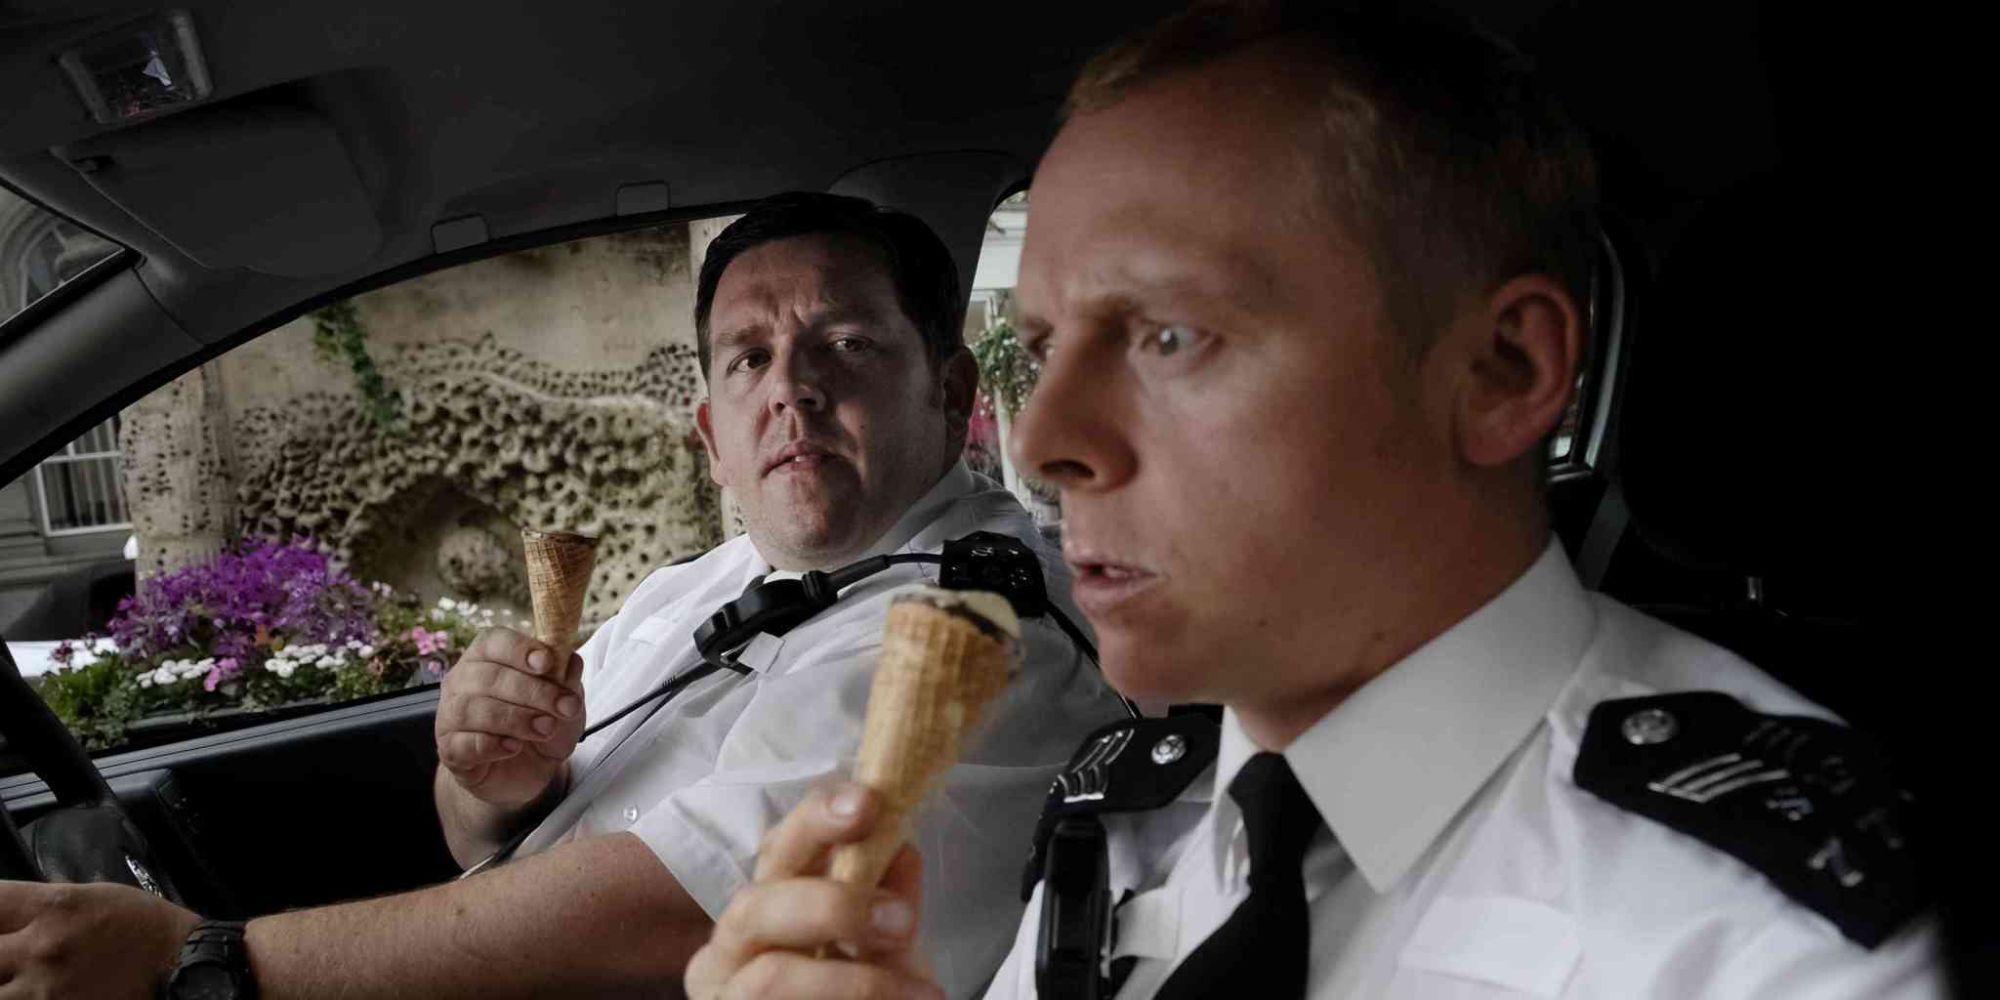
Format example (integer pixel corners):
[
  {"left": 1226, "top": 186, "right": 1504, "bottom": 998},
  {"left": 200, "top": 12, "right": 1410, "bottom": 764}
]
[{"left": 1391, "top": 896, "right": 1581, "bottom": 998}]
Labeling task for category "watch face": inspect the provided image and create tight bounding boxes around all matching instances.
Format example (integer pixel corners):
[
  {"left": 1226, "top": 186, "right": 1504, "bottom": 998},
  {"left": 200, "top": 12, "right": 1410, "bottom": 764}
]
[{"left": 171, "top": 964, "right": 240, "bottom": 1000}]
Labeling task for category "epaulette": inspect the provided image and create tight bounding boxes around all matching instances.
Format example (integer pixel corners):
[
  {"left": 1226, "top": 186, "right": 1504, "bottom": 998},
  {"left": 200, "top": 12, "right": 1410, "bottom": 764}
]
[
  {"left": 1020, "top": 714, "right": 1219, "bottom": 900},
  {"left": 1573, "top": 692, "right": 1925, "bottom": 947}
]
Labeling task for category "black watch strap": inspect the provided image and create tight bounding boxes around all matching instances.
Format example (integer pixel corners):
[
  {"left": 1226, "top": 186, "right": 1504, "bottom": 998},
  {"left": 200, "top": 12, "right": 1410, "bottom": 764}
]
[{"left": 163, "top": 919, "right": 257, "bottom": 1000}]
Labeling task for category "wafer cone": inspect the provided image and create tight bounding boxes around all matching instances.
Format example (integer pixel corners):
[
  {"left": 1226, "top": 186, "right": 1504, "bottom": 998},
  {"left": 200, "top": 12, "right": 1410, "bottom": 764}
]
[
  {"left": 828, "top": 587, "right": 1020, "bottom": 888},
  {"left": 521, "top": 528, "right": 598, "bottom": 661}
]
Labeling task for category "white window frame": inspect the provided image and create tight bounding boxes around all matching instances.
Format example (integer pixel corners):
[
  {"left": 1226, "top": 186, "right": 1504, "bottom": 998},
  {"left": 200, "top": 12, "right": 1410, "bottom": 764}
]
[{"left": 32, "top": 418, "right": 132, "bottom": 537}]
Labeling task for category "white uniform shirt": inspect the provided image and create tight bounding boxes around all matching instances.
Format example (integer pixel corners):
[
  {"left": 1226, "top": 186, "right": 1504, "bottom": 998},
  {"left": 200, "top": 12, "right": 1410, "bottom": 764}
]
[
  {"left": 984, "top": 543, "right": 1943, "bottom": 998},
  {"left": 522, "top": 463, "right": 1127, "bottom": 998}
]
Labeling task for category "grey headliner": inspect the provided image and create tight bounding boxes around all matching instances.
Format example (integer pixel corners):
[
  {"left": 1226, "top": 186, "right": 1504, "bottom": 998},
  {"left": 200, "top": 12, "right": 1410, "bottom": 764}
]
[{"left": 0, "top": 0, "right": 1778, "bottom": 481}]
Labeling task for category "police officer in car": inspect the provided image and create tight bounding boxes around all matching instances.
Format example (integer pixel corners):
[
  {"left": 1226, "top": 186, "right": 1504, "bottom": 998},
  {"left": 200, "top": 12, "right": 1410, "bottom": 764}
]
[{"left": 685, "top": 3, "right": 1942, "bottom": 997}]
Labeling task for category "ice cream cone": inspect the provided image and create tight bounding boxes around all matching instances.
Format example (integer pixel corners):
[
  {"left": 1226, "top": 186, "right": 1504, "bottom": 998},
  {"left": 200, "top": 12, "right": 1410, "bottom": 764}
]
[
  {"left": 828, "top": 587, "right": 1020, "bottom": 888},
  {"left": 521, "top": 528, "right": 598, "bottom": 661}
]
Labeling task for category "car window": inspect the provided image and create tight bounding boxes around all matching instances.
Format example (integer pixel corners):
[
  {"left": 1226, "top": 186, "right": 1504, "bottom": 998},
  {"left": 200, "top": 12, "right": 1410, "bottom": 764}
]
[
  {"left": 3, "top": 215, "right": 736, "bottom": 759},
  {"left": 0, "top": 186, "right": 125, "bottom": 328},
  {"left": 964, "top": 191, "right": 1061, "bottom": 524}
]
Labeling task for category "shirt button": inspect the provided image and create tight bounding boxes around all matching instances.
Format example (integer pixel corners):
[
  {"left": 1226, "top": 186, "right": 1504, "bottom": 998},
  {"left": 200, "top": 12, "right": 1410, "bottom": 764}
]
[
  {"left": 1621, "top": 707, "right": 1679, "bottom": 745},
  {"left": 622, "top": 805, "right": 641, "bottom": 823}
]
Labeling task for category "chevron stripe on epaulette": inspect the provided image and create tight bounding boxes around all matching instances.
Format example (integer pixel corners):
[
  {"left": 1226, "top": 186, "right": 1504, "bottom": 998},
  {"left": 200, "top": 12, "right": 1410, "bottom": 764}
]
[{"left": 1573, "top": 691, "right": 1925, "bottom": 948}]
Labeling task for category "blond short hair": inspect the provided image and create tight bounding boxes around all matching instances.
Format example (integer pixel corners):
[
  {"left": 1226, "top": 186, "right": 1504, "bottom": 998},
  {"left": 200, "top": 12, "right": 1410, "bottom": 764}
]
[{"left": 1066, "top": 1, "right": 1601, "bottom": 349}]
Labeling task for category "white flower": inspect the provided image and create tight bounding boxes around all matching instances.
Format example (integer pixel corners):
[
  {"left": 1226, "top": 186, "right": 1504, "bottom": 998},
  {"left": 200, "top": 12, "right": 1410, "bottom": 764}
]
[{"left": 357, "top": 644, "right": 375, "bottom": 658}]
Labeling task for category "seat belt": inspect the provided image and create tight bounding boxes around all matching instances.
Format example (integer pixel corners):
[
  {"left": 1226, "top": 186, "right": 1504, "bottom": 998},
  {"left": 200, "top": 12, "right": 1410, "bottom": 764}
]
[{"left": 1577, "top": 481, "right": 1629, "bottom": 590}]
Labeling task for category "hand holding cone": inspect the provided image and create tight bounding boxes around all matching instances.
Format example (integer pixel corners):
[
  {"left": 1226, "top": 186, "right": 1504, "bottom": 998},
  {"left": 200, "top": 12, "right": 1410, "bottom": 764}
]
[
  {"left": 827, "top": 586, "right": 1021, "bottom": 889},
  {"left": 521, "top": 528, "right": 599, "bottom": 663}
]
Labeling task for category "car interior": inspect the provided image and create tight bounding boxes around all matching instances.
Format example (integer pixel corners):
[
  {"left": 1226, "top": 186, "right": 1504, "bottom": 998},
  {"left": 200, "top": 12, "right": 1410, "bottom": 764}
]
[{"left": 0, "top": 0, "right": 1968, "bottom": 992}]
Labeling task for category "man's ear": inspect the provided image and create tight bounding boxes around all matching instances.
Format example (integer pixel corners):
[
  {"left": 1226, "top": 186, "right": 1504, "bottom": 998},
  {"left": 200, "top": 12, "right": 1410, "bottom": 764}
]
[
  {"left": 1451, "top": 274, "right": 1584, "bottom": 469},
  {"left": 939, "top": 347, "right": 980, "bottom": 451},
  {"left": 694, "top": 398, "right": 727, "bottom": 487}
]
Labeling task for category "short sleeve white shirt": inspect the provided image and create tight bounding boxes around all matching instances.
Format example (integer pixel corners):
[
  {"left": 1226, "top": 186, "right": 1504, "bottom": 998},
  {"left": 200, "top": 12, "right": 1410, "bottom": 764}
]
[
  {"left": 982, "top": 543, "right": 1943, "bottom": 998},
  {"left": 525, "top": 463, "right": 1128, "bottom": 998}
]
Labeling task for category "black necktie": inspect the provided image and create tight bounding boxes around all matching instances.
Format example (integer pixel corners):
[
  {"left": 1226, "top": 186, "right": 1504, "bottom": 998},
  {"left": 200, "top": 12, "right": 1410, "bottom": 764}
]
[{"left": 1152, "top": 752, "right": 1322, "bottom": 1000}]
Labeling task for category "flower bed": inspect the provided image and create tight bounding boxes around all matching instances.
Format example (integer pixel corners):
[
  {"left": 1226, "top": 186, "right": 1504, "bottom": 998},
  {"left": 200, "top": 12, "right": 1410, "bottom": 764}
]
[{"left": 34, "top": 537, "right": 522, "bottom": 751}]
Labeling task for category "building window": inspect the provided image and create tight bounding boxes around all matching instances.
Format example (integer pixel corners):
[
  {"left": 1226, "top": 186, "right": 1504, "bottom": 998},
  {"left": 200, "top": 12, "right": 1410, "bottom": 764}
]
[{"left": 33, "top": 418, "right": 130, "bottom": 535}]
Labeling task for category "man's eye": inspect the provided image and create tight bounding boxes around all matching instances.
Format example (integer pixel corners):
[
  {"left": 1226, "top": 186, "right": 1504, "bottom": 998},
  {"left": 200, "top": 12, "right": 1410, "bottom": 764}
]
[
  {"left": 728, "top": 350, "right": 770, "bottom": 374},
  {"left": 830, "top": 336, "right": 872, "bottom": 353},
  {"left": 1022, "top": 334, "right": 1051, "bottom": 363},
  {"left": 1137, "top": 324, "right": 1203, "bottom": 358}
]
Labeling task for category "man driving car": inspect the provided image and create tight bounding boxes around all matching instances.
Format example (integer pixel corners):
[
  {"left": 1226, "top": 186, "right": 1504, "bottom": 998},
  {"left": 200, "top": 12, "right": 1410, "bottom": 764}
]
[
  {"left": 685, "top": 4, "right": 1943, "bottom": 997},
  {"left": 0, "top": 193, "right": 1125, "bottom": 998}
]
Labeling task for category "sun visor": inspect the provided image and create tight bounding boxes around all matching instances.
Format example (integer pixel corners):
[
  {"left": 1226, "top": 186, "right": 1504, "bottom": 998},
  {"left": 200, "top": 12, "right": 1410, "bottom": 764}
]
[{"left": 57, "top": 97, "right": 382, "bottom": 277}]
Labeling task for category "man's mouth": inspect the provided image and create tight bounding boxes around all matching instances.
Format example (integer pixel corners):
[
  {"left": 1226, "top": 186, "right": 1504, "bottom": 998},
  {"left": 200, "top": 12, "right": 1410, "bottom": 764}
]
[
  {"left": 1065, "top": 546, "right": 1163, "bottom": 616},
  {"left": 761, "top": 441, "right": 842, "bottom": 477}
]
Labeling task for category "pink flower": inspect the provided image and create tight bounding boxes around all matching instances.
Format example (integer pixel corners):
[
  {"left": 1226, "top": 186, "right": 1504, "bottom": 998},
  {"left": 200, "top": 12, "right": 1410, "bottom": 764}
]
[
  {"left": 406, "top": 626, "right": 449, "bottom": 656},
  {"left": 50, "top": 641, "right": 75, "bottom": 666},
  {"left": 202, "top": 657, "right": 243, "bottom": 692},
  {"left": 422, "top": 659, "right": 445, "bottom": 679}
]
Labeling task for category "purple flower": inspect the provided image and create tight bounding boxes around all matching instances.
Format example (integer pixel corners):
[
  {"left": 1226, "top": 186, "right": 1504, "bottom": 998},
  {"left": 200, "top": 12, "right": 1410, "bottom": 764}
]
[
  {"left": 50, "top": 641, "right": 75, "bottom": 666},
  {"left": 109, "top": 537, "right": 379, "bottom": 668}
]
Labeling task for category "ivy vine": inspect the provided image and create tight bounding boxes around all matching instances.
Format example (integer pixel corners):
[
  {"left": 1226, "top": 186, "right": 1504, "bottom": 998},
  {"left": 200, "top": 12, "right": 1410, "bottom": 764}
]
[
  {"left": 311, "top": 301, "right": 401, "bottom": 431},
  {"left": 970, "top": 317, "right": 1040, "bottom": 418}
]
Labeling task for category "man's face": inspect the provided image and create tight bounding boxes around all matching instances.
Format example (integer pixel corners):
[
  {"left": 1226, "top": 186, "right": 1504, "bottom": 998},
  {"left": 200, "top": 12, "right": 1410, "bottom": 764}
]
[
  {"left": 697, "top": 233, "right": 960, "bottom": 569},
  {"left": 1012, "top": 48, "right": 1475, "bottom": 712}
]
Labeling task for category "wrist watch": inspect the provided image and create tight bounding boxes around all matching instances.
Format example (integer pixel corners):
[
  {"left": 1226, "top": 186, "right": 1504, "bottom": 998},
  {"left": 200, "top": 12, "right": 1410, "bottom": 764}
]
[{"left": 162, "top": 920, "right": 258, "bottom": 1000}]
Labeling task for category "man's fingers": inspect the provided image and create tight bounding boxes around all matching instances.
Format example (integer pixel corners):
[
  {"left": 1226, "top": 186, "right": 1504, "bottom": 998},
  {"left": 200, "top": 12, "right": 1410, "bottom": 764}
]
[
  {"left": 437, "top": 731, "right": 522, "bottom": 771},
  {"left": 463, "top": 627, "right": 563, "bottom": 678},
  {"left": 723, "top": 946, "right": 941, "bottom": 1000},
  {"left": 442, "top": 695, "right": 564, "bottom": 744},
  {"left": 692, "top": 876, "right": 914, "bottom": 1000},
  {"left": 879, "top": 844, "right": 921, "bottom": 904},
  {"left": 715, "top": 879, "right": 915, "bottom": 956},
  {"left": 753, "top": 783, "right": 881, "bottom": 882},
  {"left": 457, "top": 659, "right": 584, "bottom": 721}
]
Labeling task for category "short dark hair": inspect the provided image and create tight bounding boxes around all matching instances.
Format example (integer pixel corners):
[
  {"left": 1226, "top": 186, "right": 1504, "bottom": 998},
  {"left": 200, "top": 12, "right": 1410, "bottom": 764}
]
[
  {"left": 693, "top": 192, "right": 963, "bottom": 380},
  {"left": 1067, "top": 1, "right": 1600, "bottom": 350}
]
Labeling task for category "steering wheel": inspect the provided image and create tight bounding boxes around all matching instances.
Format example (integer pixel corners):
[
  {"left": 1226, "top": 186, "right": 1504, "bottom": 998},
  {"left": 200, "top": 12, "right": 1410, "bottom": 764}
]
[{"left": 0, "top": 634, "right": 219, "bottom": 907}]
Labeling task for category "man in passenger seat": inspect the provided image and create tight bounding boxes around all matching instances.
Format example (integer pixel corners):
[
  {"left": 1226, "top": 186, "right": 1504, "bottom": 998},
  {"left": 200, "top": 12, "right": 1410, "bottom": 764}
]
[
  {"left": 0, "top": 193, "right": 1126, "bottom": 998},
  {"left": 686, "top": 4, "right": 1945, "bottom": 998}
]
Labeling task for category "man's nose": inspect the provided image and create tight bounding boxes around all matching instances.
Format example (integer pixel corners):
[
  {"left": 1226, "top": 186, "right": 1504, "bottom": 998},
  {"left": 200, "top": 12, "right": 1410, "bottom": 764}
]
[
  {"left": 767, "top": 347, "right": 828, "bottom": 415},
  {"left": 1008, "top": 341, "right": 1134, "bottom": 492}
]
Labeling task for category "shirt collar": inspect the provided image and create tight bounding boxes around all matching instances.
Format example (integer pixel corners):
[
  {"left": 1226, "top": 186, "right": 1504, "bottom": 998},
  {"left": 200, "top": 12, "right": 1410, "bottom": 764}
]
[
  {"left": 749, "top": 461, "right": 978, "bottom": 576},
  {"left": 1210, "top": 540, "right": 1597, "bottom": 892},
  {"left": 863, "top": 460, "right": 978, "bottom": 558}
]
